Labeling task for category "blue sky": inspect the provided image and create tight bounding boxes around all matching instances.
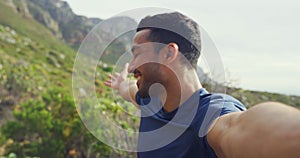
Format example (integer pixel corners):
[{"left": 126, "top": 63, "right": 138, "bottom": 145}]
[{"left": 64, "top": 0, "right": 300, "bottom": 96}]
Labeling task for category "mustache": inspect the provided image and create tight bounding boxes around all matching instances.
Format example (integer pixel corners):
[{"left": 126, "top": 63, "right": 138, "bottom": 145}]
[{"left": 133, "top": 69, "right": 141, "bottom": 75}]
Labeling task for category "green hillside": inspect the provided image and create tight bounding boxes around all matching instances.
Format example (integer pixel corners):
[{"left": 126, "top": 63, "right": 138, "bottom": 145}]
[
  {"left": 228, "top": 87, "right": 300, "bottom": 108},
  {"left": 0, "top": 0, "right": 71, "bottom": 52},
  {"left": 0, "top": 1, "right": 129, "bottom": 157},
  {"left": 0, "top": 0, "right": 75, "bottom": 108},
  {"left": 0, "top": 22, "right": 134, "bottom": 157}
]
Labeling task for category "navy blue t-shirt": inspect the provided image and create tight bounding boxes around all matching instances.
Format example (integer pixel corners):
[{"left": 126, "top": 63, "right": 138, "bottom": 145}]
[{"left": 136, "top": 88, "right": 246, "bottom": 158}]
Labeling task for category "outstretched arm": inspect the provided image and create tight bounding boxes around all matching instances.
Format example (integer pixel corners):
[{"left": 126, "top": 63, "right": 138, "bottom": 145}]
[
  {"left": 208, "top": 102, "right": 300, "bottom": 158},
  {"left": 104, "top": 63, "right": 138, "bottom": 106}
]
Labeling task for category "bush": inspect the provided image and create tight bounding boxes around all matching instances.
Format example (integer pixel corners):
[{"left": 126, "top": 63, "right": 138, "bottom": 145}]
[{"left": 1, "top": 88, "right": 112, "bottom": 157}]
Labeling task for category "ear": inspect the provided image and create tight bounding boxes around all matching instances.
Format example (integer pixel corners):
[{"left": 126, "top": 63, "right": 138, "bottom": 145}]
[{"left": 160, "top": 42, "right": 179, "bottom": 65}]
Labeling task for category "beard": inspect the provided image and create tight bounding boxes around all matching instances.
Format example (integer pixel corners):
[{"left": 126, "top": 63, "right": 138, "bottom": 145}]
[
  {"left": 137, "top": 81, "right": 153, "bottom": 98},
  {"left": 137, "top": 63, "right": 164, "bottom": 98}
]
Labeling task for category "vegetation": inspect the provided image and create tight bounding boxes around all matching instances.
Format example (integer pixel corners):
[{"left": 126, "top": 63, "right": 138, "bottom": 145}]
[
  {"left": 0, "top": 16, "right": 138, "bottom": 155},
  {"left": 228, "top": 87, "right": 300, "bottom": 108}
]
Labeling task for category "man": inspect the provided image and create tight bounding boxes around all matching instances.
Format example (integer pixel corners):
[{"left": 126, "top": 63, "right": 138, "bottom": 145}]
[{"left": 105, "top": 12, "right": 300, "bottom": 158}]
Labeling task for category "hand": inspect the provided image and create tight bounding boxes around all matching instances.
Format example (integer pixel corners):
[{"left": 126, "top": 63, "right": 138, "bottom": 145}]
[{"left": 104, "top": 63, "right": 129, "bottom": 90}]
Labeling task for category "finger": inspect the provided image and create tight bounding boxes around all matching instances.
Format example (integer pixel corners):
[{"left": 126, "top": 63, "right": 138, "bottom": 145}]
[
  {"left": 122, "top": 63, "right": 129, "bottom": 73},
  {"left": 104, "top": 79, "right": 112, "bottom": 83},
  {"left": 113, "top": 72, "right": 120, "bottom": 78},
  {"left": 104, "top": 83, "right": 111, "bottom": 87},
  {"left": 121, "top": 63, "right": 129, "bottom": 77},
  {"left": 108, "top": 74, "right": 115, "bottom": 79},
  {"left": 104, "top": 81, "right": 112, "bottom": 87},
  {"left": 104, "top": 80, "right": 112, "bottom": 84}
]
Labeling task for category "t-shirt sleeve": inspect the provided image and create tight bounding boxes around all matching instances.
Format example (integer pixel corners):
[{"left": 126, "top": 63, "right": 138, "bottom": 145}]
[
  {"left": 220, "top": 94, "right": 247, "bottom": 116},
  {"left": 202, "top": 95, "right": 246, "bottom": 156},
  {"left": 196, "top": 94, "right": 247, "bottom": 138}
]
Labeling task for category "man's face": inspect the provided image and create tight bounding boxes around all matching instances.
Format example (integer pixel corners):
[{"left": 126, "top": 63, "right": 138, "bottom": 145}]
[{"left": 129, "top": 29, "right": 164, "bottom": 98}]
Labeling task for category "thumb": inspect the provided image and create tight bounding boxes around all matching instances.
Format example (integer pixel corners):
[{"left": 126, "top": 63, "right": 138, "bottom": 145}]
[{"left": 121, "top": 63, "right": 129, "bottom": 78}]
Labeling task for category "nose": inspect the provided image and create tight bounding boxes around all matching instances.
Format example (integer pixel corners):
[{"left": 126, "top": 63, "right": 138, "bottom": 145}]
[{"left": 128, "top": 59, "right": 135, "bottom": 73}]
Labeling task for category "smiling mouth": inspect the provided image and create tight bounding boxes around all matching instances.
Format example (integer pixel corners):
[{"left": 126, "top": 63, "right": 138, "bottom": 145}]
[
  {"left": 133, "top": 69, "right": 142, "bottom": 88},
  {"left": 133, "top": 69, "right": 142, "bottom": 79}
]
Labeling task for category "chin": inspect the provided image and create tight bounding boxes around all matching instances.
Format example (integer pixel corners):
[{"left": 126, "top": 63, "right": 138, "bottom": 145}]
[{"left": 137, "top": 88, "right": 150, "bottom": 98}]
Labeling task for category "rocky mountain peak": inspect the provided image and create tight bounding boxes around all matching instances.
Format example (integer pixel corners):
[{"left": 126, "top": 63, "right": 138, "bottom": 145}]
[{"left": 2, "top": 0, "right": 103, "bottom": 47}]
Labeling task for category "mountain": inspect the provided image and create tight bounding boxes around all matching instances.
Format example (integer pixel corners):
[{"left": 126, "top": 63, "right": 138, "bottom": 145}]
[
  {"left": 2, "top": 0, "right": 137, "bottom": 50},
  {"left": 3, "top": 0, "right": 101, "bottom": 47}
]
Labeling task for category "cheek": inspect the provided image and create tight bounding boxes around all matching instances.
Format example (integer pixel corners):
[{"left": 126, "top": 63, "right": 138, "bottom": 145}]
[
  {"left": 129, "top": 57, "right": 143, "bottom": 71},
  {"left": 131, "top": 57, "right": 147, "bottom": 69},
  {"left": 143, "top": 64, "right": 163, "bottom": 79}
]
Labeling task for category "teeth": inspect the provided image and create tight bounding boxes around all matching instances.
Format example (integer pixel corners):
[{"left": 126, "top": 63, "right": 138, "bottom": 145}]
[
  {"left": 134, "top": 74, "right": 140, "bottom": 79},
  {"left": 134, "top": 72, "right": 142, "bottom": 79},
  {"left": 133, "top": 69, "right": 142, "bottom": 79}
]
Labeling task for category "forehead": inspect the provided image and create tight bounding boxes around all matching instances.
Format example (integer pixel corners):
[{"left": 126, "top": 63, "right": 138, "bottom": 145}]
[
  {"left": 133, "top": 29, "right": 151, "bottom": 44},
  {"left": 132, "top": 29, "right": 155, "bottom": 53}
]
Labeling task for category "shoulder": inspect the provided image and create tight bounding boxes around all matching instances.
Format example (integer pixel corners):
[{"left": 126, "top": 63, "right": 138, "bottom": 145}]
[
  {"left": 199, "top": 92, "right": 246, "bottom": 115},
  {"left": 213, "top": 93, "right": 246, "bottom": 114},
  {"left": 193, "top": 91, "right": 246, "bottom": 137}
]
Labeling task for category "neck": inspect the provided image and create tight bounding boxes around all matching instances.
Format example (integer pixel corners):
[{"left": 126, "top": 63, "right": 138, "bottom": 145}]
[{"left": 161, "top": 68, "right": 202, "bottom": 112}]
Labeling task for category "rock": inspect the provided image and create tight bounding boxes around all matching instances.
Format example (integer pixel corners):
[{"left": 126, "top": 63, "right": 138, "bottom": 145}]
[
  {"left": 6, "top": 36, "right": 16, "bottom": 44},
  {"left": 59, "top": 53, "right": 65, "bottom": 59},
  {"left": 17, "top": 0, "right": 32, "bottom": 18},
  {"left": 79, "top": 88, "right": 87, "bottom": 96},
  {"left": 27, "top": 1, "right": 62, "bottom": 38},
  {"left": 8, "top": 152, "right": 17, "bottom": 158},
  {"left": 26, "top": 0, "right": 103, "bottom": 45},
  {"left": 0, "top": 99, "right": 15, "bottom": 106},
  {"left": 16, "top": 48, "right": 21, "bottom": 52}
]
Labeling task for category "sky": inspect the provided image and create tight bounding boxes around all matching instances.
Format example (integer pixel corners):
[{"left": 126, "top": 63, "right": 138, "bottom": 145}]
[{"left": 64, "top": 0, "right": 300, "bottom": 96}]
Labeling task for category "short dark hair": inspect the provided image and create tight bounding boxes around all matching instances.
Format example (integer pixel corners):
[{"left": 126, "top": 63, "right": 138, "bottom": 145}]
[{"left": 137, "top": 12, "right": 201, "bottom": 68}]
